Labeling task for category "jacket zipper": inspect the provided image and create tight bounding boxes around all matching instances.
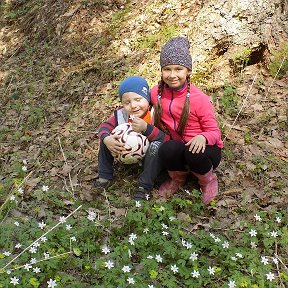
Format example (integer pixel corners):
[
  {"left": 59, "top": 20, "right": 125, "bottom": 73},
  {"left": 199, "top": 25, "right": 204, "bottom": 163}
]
[{"left": 169, "top": 90, "right": 177, "bottom": 132}]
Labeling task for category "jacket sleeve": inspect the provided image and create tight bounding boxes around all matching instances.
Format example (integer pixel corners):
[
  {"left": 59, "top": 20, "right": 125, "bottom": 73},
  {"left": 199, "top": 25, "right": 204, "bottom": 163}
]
[
  {"left": 197, "top": 96, "right": 222, "bottom": 146},
  {"left": 97, "top": 114, "right": 117, "bottom": 141},
  {"left": 143, "top": 124, "right": 170, "bottom": 143}
]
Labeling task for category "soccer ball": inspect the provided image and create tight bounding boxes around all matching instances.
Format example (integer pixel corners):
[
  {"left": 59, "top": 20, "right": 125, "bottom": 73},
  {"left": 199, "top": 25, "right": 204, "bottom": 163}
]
[{"left": 111, "top": 123, "right": 149, "bottom": 164}]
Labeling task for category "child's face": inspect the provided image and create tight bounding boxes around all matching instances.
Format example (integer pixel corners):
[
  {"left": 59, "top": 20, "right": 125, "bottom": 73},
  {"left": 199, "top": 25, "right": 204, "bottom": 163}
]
[
  {"left": 121, "top": 92, "right": 149, "bottom": 118},
  {"left": 161, "top": 64, "right": 191, "bottom": 90}
]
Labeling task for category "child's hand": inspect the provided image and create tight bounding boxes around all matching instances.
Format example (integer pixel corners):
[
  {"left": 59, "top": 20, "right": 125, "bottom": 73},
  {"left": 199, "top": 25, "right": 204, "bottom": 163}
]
[
  {"left": 103, "top": 135, "right": 125, "bottom": 154},
  {"left": 131, "top": 117, "right": 147, "bottom": 133},
  {"left": 185, "top": 135, "right": 206, "bottom": 153}
]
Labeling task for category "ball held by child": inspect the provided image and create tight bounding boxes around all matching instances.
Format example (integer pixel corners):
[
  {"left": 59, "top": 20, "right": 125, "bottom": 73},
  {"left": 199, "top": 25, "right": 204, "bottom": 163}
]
[{"left": 111, "top": 123, "right": 149, "bottom": 164}]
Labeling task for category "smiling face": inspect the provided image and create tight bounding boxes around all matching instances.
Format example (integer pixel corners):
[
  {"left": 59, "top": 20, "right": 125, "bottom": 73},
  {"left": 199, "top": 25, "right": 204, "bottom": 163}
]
[
  {"left": 161, "top": 64, "right": 191, "bottom": 90},
  {"left": 121, "top": 92, "right": 149, "bottom": 118}
]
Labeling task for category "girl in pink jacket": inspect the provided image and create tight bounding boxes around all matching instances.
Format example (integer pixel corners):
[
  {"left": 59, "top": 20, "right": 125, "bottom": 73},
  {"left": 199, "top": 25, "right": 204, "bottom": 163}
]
[{"left": 151, "top": 36, "right": 223, "bottom": 204}]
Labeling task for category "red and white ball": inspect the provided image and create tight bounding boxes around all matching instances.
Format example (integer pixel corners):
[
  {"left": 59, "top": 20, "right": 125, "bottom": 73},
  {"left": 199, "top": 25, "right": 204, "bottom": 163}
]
[{"left": 111, "top": 123, "right": 149, "bottom": 164}]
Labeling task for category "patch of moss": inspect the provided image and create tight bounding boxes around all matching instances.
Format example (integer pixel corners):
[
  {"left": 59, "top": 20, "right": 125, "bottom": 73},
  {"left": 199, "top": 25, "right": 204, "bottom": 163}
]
[
  {"left": 135, "top": 24, "right": 179, "bottom": 50},
  {"left": 269, "top": 42, "right": 288, "bottom": 79}
]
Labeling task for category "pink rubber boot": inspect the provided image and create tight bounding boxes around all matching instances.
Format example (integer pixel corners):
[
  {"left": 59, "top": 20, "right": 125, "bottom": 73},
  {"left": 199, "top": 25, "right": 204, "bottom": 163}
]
[
  {"left": 158, "top": 171, "right": 189, "bottom": 198},
  {"left": 192, "top": 168, "right": 218, "bottom": 204}
]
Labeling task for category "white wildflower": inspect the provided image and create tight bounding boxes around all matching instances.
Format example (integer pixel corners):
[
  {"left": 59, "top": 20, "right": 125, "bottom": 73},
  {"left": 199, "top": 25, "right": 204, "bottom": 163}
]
[
  {"left": 66, "top": 224, "right": 72, "bottom": 230},
  {"left": 41, "top": 236, "right": 47, "bottom": 242},
  {"left": 129, "top": 233, "right": 137, "bottom": 241},
  {"left": 29, "top": 246, "right": 37, "bottom": 254},
  {"left": 189, "top": 252, "right": 198, "bottom": 261},
  {"left": 38, "top": 221, "right": 46, "bottom": 229},
  {"left": 261, "top": 256, "right": 269, "bottom": 265},
  {"left": 249, "top": 229, "right": 257, "bottom": 237},
  {"left": 17, "top": 187, "right": 24, "bottom": 194},
  {"left": 105, "top": 260, "right": 114, "bottom": 269},
  {"left": 33, "top": 267, "right": 41, "bottom": 273},
  {"left": 10, "top": 277, "right": 20, "bottom": 286},
  {"left": 266, "top": 272, "right": 275, "bottom": 281},
  {"left": 101, "top": 245, "right": 110, "bottom": 255},
  {"left": 228, "top": 280, "right": 236, "bottom": 288},
  {"left": 222, "top": 241, "right": 229, "bottom": 249},
  {"left": 208, "top": 266, "right": 215, "bottom": 275},
  {"left": 44, "top": 252, "right": 50, "bottom": 259},
  {"left": 275, "top": 217, "right": 281, "bottom": 223},
  {"left": 47, "top": 279, "right": 57, "bottom": 288},
  {"left": 15, "top": 243, "right": 22, "bottom": 249},
  {"left": 59, "top": 216, "right": 66, "bottom": 223},
  {"left": 191, "top": 270, "right": 200, "bottom": 278},
  {"left": 170, "top": 264, "right": 178, "bottom": 274},
  {"left": 23, "top": 263, "right": 32, "bottom": 271},
  {"left": 127, "top": 277, "right": 135, "bottom": 284},
  {"left": 251, "top": 241, "right": 257, "bottom": 248},
  {"left": 155, "top": 254, "right": 163, "bottom": 263},
  {"left": 42, "top": 185, "right": 49, "bottom": 192},
  {"left": 122, "top": 265, "right": 131, "bottom": 273},
  {"left": 87, "top": 211, "right": 96, "bottom": 221},
  {"left": 254, "top": 214, "right": 262, "bottom": 221}
]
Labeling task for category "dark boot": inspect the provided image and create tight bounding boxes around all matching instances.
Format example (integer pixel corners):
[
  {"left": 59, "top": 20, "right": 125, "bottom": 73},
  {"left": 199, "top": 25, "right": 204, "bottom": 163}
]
[{"left": 133, "top": 187, "right": 150, "bottom": 201}]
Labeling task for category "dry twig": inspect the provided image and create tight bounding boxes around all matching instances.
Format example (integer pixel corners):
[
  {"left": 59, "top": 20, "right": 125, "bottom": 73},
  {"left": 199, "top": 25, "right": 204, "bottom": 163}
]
[{"left": 57, "top": 136, "right": 75, "bottom": 198}]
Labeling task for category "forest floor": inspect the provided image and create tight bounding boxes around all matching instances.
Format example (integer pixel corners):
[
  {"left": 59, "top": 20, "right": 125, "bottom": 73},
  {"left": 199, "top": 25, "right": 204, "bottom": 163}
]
[{"left": 0, "top": 1, "right": 287, "bottom": 287}]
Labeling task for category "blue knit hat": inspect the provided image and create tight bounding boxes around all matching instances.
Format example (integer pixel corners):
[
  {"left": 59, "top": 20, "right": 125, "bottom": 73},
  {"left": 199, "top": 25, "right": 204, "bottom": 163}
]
[
  {"left": 118, "top": 76, "right": 150, "bottom": 102},
  {"left": 160, "top": 37, "right": 192, "bottom": 70}
]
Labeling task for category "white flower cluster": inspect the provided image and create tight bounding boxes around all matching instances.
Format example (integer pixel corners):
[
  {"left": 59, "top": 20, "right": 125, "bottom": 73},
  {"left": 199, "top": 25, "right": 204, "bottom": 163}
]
[{"left": 2, "top": 205, "right": 81, "bottom": 286}]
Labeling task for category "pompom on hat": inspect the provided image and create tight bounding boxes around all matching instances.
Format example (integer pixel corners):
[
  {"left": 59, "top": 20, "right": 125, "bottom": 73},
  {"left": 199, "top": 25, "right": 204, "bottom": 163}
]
[
  {"left": 160, "top": 36, "right": 192, "bottom": 70},
  {"left": 118, "top": 76, "right": 150, "bottom": 102}
]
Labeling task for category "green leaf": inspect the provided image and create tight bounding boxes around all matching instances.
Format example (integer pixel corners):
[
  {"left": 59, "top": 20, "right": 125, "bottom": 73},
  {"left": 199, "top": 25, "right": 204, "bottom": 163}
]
[
  {"left": 29, "top": 277, "right": 40, "bottom": 288},
  {"left": 73, "top": 247, "right": 82, "bottom": 256}
]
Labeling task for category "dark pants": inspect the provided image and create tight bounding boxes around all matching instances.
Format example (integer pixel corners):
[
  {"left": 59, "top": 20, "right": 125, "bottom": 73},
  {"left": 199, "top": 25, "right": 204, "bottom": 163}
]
[
  {"left": 98, "top": 140, "right": 163, "bottom": 191},
  {"left": 158, "top": 140, "right": 221, "bottom": 175}
]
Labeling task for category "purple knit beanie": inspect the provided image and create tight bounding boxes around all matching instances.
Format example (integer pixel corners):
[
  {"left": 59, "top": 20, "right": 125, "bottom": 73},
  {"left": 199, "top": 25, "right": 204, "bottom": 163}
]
[{"left": 160, "top": 37, "right": 192, "bottom": 70}]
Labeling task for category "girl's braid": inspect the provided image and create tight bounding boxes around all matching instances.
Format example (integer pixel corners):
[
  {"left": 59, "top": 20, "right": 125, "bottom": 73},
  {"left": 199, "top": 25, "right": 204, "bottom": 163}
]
[
  {"left": 154, "top": 79, "right": 171, "bottom": 136},
  {"left": 177, "top": 75, "right": 191, "bottom": 135}
]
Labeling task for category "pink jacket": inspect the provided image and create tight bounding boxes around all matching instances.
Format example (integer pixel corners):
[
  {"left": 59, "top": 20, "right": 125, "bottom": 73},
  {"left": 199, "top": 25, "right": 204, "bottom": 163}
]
[{"left": 150, "top": 83, "right": 224, "bottom": 148}]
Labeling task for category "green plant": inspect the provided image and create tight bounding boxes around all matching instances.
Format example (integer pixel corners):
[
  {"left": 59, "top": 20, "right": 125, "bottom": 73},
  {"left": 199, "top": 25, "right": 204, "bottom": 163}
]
[
  {"left": 135, "top": 25, "right": 179, "bottom": 50},
  {"left": 0, "top": 127, "right": 10, "bottom": 141},
  {"left": 250, "top": 156, "right": 273, "bottom": 183},
  {"left": 231, "top": 48, "right": 251, "bottom": 73},
  {"left": 244, "top": 131, "right": 252, "bottom": 143},
  {"left": 26, "top": 107, "right": 44, "bottom": 129},
  {"left": 0, "top": 185, "right": 287, "bottom": 287},
  {"left": 190, "top": 58, "right": 219, "bottom": 90},
  {"left": 108, "top": 5, "right": 130, "bottom": 35},
  {"left": 268, "top": 43, "right": 288, "bottom": 79},
  {"left": 2, "top": 3, "right": 30, "bottom": 21},
  {"left": 220, "top": 82, "right": 239, "bottom": 116}
]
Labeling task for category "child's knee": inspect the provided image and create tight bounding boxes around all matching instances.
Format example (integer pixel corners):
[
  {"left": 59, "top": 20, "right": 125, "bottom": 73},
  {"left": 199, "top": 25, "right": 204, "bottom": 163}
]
[{"left": 147, "top": 141, "right": 162, "bottom": 157}]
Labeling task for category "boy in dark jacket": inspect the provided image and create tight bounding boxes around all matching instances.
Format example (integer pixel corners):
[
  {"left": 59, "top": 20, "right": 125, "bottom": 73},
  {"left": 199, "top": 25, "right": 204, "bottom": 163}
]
[{"left": 96, "top": 76, "right": 169, "bottom": 200}]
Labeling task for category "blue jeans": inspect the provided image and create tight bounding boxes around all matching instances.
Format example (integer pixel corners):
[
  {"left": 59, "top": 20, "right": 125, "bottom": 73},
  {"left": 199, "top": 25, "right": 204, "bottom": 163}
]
[{"left": 98, "top": 140, "right": 163, "bottom": 191}]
